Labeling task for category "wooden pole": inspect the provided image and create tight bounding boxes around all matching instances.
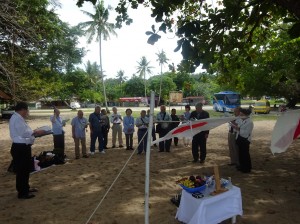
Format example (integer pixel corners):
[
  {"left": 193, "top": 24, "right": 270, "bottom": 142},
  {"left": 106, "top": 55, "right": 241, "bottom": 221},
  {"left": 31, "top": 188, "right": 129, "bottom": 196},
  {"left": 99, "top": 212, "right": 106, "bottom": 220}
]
[
  {"left": 211, "top": 165, "right": 228, "bottom": 195},
  {"left": 214, "top": 165, "right": 221, "bottom": 192}
]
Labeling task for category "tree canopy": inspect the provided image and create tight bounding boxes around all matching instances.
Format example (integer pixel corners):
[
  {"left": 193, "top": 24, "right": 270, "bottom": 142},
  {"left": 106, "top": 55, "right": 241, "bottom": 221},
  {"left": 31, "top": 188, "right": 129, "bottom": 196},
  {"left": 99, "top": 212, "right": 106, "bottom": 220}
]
[{"left": 76, "top": 0, "right": 300, "bottom": 106}]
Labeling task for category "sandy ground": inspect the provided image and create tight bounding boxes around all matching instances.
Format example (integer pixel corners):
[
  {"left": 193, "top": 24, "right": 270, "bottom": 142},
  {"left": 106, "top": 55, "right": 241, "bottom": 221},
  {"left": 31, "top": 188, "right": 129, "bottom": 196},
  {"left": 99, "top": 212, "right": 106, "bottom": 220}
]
[{"left": 0, "top": 115, "right": 299, "bottom": 224}]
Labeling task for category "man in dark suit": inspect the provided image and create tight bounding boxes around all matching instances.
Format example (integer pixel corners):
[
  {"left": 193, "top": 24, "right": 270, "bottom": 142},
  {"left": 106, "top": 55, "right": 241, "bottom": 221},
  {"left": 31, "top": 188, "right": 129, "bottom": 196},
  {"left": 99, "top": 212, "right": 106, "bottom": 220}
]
[{"left": 190, "top": 103, "right": 210, "bottom": 163}]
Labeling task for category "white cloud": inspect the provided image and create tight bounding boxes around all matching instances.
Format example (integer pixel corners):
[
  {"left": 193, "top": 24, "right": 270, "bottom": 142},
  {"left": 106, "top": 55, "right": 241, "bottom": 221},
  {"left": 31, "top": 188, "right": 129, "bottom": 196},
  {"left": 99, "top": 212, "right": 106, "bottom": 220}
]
[{"left": 55, "top": 0, "right": 183, "bottom": 79}]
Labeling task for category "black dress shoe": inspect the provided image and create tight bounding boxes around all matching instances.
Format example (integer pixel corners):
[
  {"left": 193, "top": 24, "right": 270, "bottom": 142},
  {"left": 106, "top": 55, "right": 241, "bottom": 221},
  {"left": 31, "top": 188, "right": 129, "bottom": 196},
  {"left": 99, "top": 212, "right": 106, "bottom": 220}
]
[
  {"left": 159, "top": 150, "right": 164, "bottom": 152},
  {"left": 18, "top": 194, "right": 35, "bottom": 199},
  {"left": 192, "top": 159, "right": 198, "bottom": 163},
  {"left": 111, "top": 145, "right": 116, "bottom": 148},
  {"left": 200, "top": 160, "right": 205, "bottom": 164},
  {"left": 29, "top": 188, "right": 38, "bottom": 193}
]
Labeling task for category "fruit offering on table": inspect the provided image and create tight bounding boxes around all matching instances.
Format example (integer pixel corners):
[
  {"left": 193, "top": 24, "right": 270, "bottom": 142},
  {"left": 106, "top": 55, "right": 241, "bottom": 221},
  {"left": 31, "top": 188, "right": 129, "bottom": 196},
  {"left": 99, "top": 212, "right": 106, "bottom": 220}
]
[{"left": 176, "top": 175, "right": 206, "bottom": 188}]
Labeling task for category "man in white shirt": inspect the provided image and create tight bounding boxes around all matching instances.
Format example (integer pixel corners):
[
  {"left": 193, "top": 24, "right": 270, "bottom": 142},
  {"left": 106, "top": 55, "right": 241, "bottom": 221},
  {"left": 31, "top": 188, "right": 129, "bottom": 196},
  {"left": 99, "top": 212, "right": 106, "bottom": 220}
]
[
  {"left": 110, "top": 106, "right": 124, "bottom": 148},
  {"left": 9, "top": 102, "right": 45, "bottom": 199},
  {"left": 232, "top": 108, "right": 254, "bottom": 173}
]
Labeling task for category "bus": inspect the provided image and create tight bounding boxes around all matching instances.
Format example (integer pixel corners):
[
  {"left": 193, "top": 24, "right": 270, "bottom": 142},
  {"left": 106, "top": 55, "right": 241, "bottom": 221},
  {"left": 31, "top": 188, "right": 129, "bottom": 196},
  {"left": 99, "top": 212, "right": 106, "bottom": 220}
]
[{"left": 213, "top": 91, "right": 241, "bottom": 112}]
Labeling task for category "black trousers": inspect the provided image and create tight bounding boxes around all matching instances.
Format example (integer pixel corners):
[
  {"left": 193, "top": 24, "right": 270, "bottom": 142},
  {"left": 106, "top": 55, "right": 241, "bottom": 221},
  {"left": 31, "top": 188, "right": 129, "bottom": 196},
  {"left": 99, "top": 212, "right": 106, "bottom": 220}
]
[
  {"left": 171, "top": 137, "right": 179, "bottom": 146},
  {"left": 125, "top": 133, "right": 133, "bottom": 148},
  {"left": 158, "top": 128, "right": 171, "bottom": 152},
  {"left": 152, "top": 127, "right": 156, "bottom": 142},
  {"left": 53, "top": 133, "right": 64, "bottom": 156},
  {"left": 237, "top": 136, "right": 252, "bottom": 172},
  {"left": 10, "top": 143, "right": 32, "bottom": 197},
  {"left": 137, "top": 129, "right": 148, "bottom": 153},
  {"left": 192, "top": 133, "right": 207, "bottom": 161},
  {"left": 102, "top": 129, "right": 109, "bottom": 147}
]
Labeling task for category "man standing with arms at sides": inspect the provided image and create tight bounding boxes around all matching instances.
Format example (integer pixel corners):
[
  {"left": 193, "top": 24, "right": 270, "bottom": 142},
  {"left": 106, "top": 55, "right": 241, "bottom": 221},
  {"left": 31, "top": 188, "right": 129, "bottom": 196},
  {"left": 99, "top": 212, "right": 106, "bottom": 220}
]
[
  {"left": 190, "top": 103, "right": 210, "bottom": 163},
  {"left": 110, "top": 106, "right": 124, "bottom": 148},
  {"left": 9, "top": 102, "right": 45, "bottom": 199},
  {"left": 228, "top": 107, "right": 241, "bottom": 167},
  {"left": 156, "top": 105, "right": 172, "bottom": 152},
  {"left": 89, "top": 106, "right": 105, "bottom": 155},
  {"left": 71, "top": 110, "right": 89, "bottom": 159}
]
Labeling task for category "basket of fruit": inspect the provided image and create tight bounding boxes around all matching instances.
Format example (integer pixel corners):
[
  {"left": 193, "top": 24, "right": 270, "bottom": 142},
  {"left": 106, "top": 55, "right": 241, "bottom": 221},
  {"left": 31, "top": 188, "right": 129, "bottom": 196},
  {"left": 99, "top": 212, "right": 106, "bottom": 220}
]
[{"left": 176, "top": 175, "right": 207, "bottom": 193}]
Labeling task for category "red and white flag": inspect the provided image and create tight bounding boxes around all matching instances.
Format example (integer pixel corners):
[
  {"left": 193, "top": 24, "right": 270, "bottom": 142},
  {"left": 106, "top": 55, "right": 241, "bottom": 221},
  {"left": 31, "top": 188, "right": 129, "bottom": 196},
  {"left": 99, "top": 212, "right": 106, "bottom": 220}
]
[
  {"left": 152, "top": 117, "right": 235, "bottom": 145},
  {"left": 270, "top": 110, "right": 300, "bottom": 154}
]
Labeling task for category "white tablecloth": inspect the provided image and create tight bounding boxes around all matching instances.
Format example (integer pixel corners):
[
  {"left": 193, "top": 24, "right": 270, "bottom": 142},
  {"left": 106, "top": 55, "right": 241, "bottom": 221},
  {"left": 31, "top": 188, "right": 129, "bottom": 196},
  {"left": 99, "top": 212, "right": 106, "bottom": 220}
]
[{"left": 175, "top": 186, "right": 243, "bottom": 224}]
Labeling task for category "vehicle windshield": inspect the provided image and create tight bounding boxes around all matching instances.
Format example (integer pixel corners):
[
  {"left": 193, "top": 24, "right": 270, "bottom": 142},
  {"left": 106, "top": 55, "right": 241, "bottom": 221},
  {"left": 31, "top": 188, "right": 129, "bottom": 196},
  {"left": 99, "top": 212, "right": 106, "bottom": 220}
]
[
  {"left": 214, "top": 94, "right": 240, "bottom": 105},
  {"left": 255, "top": 102, "right": 270, "bottom": 106}
]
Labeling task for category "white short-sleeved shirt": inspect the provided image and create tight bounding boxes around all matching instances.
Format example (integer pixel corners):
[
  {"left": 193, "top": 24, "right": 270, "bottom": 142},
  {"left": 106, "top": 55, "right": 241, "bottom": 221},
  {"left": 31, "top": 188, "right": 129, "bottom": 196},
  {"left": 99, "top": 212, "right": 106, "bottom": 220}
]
[
  {"left": 237, "top": 117, "right": 254, "bottom": 142},
  {"left": 9, "top": 112, "right": 35, "bottom": 145}
]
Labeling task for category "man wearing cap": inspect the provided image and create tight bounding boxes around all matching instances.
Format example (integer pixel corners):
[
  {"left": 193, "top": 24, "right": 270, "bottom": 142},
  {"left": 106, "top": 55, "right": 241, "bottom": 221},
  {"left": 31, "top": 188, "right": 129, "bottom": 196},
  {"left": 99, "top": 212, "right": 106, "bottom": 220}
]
[
  {"left": 189, "top": 103, "right": 210, "bottom": 163},
  {"left": 9, "top": 102, "right": 45, "bottom": 199}
]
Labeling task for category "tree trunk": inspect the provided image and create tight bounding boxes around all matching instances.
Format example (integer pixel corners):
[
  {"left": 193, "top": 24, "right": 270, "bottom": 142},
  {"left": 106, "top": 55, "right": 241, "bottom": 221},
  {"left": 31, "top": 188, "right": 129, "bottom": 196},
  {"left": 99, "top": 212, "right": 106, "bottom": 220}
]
[
  {"left": 158, "top": 64, "right": 163, "bottom": 106},
  {"left": 99, "top": 31, "right": 109, "bottom": 111},
  {"left": 144, "top": 72, "right": 147, "bottom": 104}
]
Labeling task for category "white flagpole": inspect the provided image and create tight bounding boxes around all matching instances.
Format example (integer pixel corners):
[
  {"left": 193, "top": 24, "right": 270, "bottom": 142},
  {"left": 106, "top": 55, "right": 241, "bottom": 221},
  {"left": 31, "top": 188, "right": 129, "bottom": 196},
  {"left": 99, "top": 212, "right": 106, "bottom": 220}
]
[{"left": 145, "top": 91, "right": 155, "bottom": 224}]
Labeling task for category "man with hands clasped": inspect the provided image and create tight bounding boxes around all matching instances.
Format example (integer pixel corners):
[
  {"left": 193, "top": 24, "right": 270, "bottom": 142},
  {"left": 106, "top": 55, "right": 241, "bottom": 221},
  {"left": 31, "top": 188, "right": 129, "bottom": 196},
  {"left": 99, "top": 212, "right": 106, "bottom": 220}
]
[
  {"left": 89, "top": 106, "right": 105, "bottom": 154},
  {"left": 135, "top": 110, "right": 149, "bottom": 154},
  {"left": 71, "top": 110, "right": 89, "bottom": 159}
]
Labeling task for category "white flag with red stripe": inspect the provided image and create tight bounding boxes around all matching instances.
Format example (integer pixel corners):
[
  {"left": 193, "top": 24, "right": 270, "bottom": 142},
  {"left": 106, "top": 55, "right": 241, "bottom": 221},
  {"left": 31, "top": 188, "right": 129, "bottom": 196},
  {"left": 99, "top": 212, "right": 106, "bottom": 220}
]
[
  {"left": 152, "top": 117, "right": 235, "bottom": 145},
  {"left": 270, "top": 110, "right": 300, "bottom": 154}
]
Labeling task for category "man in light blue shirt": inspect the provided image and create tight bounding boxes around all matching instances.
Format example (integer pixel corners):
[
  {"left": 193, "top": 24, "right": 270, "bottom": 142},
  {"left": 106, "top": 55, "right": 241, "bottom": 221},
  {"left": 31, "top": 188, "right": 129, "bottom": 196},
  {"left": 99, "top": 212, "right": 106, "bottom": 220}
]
[
  {"left": 71, "top": 110, "right": 89, "bottom": 159},
  {"left": 50, "top": 108, "right": 65, "bottom": 158}
]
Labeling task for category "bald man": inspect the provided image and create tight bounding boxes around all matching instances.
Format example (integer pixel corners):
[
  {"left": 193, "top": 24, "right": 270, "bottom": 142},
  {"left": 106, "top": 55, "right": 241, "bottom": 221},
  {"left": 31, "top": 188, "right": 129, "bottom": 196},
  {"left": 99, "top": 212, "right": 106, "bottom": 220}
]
[{"left": 71, "top": 110, "right": 89, "bottom": 159}]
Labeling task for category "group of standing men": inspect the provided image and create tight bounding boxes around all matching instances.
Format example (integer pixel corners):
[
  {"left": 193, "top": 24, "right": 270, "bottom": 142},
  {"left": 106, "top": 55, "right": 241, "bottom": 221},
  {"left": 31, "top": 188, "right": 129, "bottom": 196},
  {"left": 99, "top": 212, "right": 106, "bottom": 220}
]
[
  {"left": 155, "top": 103, "right": 210, "bottom": 164},
  {"left": 10, "top": 101, "right": 244, "bottom": 200}
]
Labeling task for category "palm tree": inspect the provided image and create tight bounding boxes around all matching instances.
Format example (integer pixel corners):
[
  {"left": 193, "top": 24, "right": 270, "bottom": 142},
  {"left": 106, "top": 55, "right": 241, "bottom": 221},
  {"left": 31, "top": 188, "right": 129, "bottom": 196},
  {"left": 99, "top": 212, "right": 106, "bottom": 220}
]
[
  {"left": 116, "top": 70, "right": 127, "bottom": 95},
  {"left": 78, "top": 0, "right": 117, "bottom": 110},
  {"left": 136, "top": 56, "right": 153, "bottom": 101},
  {"left": 156, "top": 49, "right": 169, "bottom": 104}
]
